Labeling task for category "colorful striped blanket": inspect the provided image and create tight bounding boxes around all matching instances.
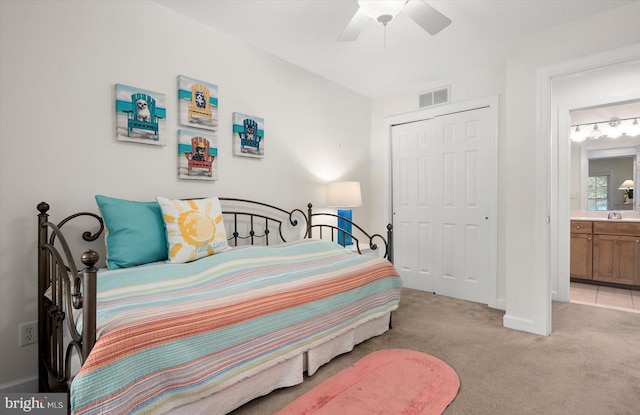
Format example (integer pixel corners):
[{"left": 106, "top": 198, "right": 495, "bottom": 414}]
[{"left": 70, "top": 239, "right": 402, "bottom": 414}]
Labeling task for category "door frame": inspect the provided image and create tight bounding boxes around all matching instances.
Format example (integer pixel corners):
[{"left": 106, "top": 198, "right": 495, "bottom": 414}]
[
  {"left": 383, "top": 95, "right": 501, "bottom": 309},
  {"left": 539, "top": 43, "right": 640, "bottom": 335}
]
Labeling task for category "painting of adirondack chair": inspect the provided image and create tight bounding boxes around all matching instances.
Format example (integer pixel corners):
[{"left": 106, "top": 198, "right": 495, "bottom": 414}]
[
  {"left": 115, "top": 84, "right": 167, "bottom": 146},
  {"left": 177, "top": 129, "right": 218, "bottom": 180},
  {"left": 188, "top": 84, "right": 213, "bottom": 121},
  {"left": 233, "top": 112, "right": 264, "bottom": 158},
  {"left": 178, "top": 75, "right": 218, "bottom": 131},
  {"left": 127, "top": 93, "right": 162, "bottom": 138},
  {"left": 185, "top": 136, "right": 215, "bottom": 176},
  {"left": 239, "top": 118, "right": 263, "bottom": 153}
]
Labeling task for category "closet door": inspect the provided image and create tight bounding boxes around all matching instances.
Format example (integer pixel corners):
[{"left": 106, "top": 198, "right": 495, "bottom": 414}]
[
  {"left": 392, "top": 118, "right": 437, "bottom": 292},
  {"left": 392, "top": 107, "right": 492, "bottom": 304}
]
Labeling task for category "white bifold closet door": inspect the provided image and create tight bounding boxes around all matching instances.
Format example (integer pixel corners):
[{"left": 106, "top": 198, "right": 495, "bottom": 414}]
[{"left": 392, "top": 107, "right": 491, "bottom": 304}]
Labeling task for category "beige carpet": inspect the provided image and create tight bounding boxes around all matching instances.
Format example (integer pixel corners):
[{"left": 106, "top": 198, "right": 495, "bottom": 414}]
[{"left": 230, "top": 288, "right": 640, "bottom": 415}]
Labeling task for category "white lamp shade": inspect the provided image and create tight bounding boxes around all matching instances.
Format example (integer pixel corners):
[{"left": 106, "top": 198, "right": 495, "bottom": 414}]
[
  {"left": 358, "top": 0, "right": 406, "bottom": 19},
  {"left": 618, "top": 179, "right": 634, "bottom": 190},
  {"left": 327, "top": 181, "right": 362, "bottom": 208}
]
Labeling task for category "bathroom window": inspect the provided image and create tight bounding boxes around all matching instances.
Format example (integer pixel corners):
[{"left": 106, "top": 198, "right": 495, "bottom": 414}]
[{"left": 587, "top": 174, "right": 610, "bottom": 211}]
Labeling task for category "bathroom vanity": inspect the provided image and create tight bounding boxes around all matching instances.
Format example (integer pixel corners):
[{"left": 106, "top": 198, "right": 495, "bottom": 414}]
[{"left": 570, "top": 217, "right": 640, "bottom": 288}]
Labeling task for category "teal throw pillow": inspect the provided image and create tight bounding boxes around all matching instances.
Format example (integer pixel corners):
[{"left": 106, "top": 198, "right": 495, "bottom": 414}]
[{"left": 95, "top": 195, "right": 168, "bottom": 269}]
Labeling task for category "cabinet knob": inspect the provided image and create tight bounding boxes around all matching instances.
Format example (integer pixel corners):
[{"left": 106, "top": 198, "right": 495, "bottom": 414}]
[
  {"left": 636, "top": 240, "right": 640, "bottom": 244},
  {"left": 576, "top": 225, "right": 581, "bottom": 229},
  {"left": 588, "top": 236, "right": 592, "bottom": 241}
]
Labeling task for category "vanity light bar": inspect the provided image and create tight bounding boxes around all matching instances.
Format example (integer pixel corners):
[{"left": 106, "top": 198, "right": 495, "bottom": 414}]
[{"left": 571, "top": 117, "right": 640, "bottom": 142}]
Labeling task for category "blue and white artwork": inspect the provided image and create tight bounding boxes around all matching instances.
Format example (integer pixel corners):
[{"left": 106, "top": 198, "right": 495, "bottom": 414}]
[
  {"left": 232, "top": 112, "right": 264, "bottom": 158},
  {"left": 115, "top": 84, "right": 166, "bottom": 146},
  {"left": 178, "top": 129, "right": 218, "bottom": 180},
  {"left": 178, "top": 75, "right": 218, "bottom": 131}
]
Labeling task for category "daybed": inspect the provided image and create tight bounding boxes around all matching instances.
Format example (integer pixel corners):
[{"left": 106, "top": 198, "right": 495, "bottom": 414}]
[{"left": 37, "top": 197, "right": 401, "bottom": 415}]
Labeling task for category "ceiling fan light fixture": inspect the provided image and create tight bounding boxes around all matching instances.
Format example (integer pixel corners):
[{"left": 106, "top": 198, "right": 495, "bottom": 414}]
[
  {"left": 358, "top": 0, "right": 406, "bottom": 21},
  {"left": 377, "top": 14, "right": 393, "bottom": 26},
  {"left": 338, "top": 0, "right": 450, "bottom": 42}
]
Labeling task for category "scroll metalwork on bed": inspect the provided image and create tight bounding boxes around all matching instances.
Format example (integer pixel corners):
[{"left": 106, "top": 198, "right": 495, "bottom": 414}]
[
  {"left": 305, "top": 203, "right": 393, "bottom": 262},
  {"left": 220, "top": 198, "right": 307, "bottom": 246}
]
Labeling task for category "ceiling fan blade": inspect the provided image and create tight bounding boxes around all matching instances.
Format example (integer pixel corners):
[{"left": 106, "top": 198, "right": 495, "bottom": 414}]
[
  {"left": 403, "top": 0, "right": 451, "bottom": 35},
  {"left": 337, "top": 7, "right": 370, "bottom": 41}
]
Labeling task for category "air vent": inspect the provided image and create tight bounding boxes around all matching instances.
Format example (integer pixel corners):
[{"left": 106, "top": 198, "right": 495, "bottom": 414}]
[{"left": 418, "top": 85, "right": 450, "bottom": 109}]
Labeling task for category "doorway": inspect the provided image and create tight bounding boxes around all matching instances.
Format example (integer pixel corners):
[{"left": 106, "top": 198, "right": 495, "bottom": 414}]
[{"left": 542, "top": 45, "right": 640, "bottom": 333}]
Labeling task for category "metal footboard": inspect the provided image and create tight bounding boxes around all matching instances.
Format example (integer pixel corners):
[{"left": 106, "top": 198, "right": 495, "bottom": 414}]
[
  {"left": 37, "top": 203, "right": 102, "bottom": 392},
  {"left": 305, "top": 203, "right": 393, "bottom": 263}
]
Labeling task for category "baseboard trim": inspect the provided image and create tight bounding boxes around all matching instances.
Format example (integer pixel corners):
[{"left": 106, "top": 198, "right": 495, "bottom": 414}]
[
  {"left": 0, "top": 375, "right": 38, "bottom": 393},
  {"left": 503, "top": 314, "right": 548, "bottom": 336}
]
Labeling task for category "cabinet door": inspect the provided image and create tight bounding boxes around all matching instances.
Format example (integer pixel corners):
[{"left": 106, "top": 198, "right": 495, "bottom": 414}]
[
  {"left": 570, "top": 233, "right": 592, "bottom": 280},
  {"left": 593, "top": 235, "right": 640, "bottom": 285}
]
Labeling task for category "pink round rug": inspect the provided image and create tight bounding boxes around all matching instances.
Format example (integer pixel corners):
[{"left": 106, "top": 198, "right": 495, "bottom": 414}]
[{"left": 276, "top": 349, "right": 460, "bottom": 415}]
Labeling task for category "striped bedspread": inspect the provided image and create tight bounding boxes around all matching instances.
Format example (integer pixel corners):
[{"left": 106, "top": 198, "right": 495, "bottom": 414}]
[{"left": 70, "top": 239, "right": 402, "bottom": 414}]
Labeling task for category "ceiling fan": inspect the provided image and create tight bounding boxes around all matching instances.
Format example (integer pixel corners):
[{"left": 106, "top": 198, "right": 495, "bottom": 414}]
[{"left": 338, "top": 0, "right": 451, "bottom": 41}]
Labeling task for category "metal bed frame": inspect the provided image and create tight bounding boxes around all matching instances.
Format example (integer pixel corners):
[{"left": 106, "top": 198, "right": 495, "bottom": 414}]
[{"left": 36, "top": 198, "right": 392, "bottom": 393}]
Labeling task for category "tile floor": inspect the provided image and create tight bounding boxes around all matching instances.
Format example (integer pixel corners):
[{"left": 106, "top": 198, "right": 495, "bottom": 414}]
[{"left": 570, "top": 282, "right": 640, "bottom": 313}]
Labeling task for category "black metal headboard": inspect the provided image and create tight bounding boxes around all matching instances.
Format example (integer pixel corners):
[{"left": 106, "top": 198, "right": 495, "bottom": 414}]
[{"left": 218, "top": 198, "right": 307, "bottom": 246}]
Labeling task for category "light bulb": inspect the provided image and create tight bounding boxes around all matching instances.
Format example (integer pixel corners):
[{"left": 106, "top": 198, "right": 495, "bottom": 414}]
[
  {"left": 628, "top": 119, "right": 640, "bottom": 137},
  {"left": 588, "top": 123, "right": 602, "bottom": 139},
  {"left": 571, "top": 125, "right": 585, "bottom": 142},
  {"left": 607, "top": 119, "right": 622, "bottom": 138}
]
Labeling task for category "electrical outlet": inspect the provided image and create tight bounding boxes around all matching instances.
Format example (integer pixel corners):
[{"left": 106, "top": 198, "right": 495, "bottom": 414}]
[{"left": 19, "top": 322, "right": 37, "bottom": 346}]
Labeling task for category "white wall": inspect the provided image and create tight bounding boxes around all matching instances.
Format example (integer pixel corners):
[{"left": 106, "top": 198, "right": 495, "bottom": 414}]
[{"left": 0, "top": 0, "right": 372, "bottom": 389}]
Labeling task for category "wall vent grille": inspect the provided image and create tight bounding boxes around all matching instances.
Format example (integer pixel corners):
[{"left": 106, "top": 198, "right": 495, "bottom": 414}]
[{"left": 418, "top": 85, "right": 450, "bottom": 109}]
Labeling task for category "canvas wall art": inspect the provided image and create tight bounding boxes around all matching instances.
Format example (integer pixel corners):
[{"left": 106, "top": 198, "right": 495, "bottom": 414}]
[
  {"left": 178, "top": 75, "right": 218, "bottom": 131},
  {"left": 178, "top": 129, "right": 218, "bottom": 180},
  {"left": 232, "top": 112, "right": 264, "bottom": 158},
  {"left": 115, "top": 84, "right": 166, "bottom": 145}
]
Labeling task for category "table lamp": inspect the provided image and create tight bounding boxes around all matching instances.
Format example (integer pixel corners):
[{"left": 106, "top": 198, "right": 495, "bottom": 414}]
[
  {"left": 327, "top": 181, "right": 362, "bottom": 246},
  {"left": 618, "top": 179, "right": 634, "bottom": 203}
]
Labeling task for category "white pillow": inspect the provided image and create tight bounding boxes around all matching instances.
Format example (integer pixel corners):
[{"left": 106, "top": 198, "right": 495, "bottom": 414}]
[{"left": 156, "top": 196, "right": 231, "bottom": 263}]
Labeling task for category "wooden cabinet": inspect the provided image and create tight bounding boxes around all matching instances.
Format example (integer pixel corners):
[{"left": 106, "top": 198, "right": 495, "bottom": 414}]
[
  {"left": 570, "top": 221, "right": 593, "bottom": 280},
  {"left": 592, "top": 222, "right": 640, "bottom": 286},
  {"left": 571, "top": 220, "right": 640, "bottom": 288}
]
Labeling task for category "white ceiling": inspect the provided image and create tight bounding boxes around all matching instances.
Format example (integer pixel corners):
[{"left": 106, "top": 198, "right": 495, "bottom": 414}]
[{"left": 155, "top": 0, "right": 635, "bottom": 98}]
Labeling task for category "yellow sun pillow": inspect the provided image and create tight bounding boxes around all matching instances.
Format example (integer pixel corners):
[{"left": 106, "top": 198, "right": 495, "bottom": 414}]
[{"left": 157, "top": 196, "right": 231, "bottom": 263}]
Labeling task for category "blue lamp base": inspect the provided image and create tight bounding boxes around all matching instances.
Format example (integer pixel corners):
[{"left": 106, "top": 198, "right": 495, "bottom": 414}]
[{"left": 337, "top": 209, "right": 353, "bottom": 246}]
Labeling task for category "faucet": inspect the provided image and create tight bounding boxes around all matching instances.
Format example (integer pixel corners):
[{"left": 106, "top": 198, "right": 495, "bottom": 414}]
[{"left": 607, "top": 211, "right": 622, "bottom": 220}]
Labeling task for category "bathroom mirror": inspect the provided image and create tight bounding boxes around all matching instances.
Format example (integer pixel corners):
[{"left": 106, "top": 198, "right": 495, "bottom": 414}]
[
  {"left": 588, "top": 155, "right": 634, "bottom": 210},
  {"left": 572, "top": 138, "right": 639, "bottom": 212}
]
